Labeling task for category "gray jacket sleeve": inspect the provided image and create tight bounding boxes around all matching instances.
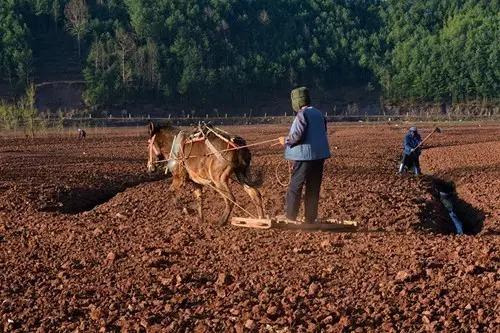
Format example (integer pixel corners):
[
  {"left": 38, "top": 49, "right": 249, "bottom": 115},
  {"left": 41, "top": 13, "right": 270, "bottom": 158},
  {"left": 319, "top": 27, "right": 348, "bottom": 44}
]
[{"left": 285, "top": 111, "right": 307, "bottom": 147}]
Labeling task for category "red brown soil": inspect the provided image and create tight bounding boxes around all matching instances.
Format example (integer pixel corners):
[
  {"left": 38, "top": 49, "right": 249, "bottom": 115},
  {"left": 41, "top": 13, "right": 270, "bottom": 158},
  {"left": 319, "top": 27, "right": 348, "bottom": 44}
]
[{"left": 0, "top": 123, "right": 498, "bottom": 332}]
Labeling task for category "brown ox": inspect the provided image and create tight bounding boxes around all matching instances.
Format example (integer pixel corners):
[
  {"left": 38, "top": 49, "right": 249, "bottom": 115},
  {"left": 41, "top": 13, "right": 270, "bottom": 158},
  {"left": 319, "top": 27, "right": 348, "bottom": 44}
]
[{"left": 147, "top": 122, "right": 264, "bottom": 225}]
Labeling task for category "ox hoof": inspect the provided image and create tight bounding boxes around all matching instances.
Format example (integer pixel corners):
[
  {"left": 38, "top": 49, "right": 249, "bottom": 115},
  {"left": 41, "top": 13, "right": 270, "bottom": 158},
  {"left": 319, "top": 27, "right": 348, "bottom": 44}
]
[{"left": 218, "top": 218, "right": 229, "bottom": 226}]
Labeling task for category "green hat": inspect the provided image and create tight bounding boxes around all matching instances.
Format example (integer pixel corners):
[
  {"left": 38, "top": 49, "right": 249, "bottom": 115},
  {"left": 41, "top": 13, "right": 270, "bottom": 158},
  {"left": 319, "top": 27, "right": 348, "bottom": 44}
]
[{"left": 291, "top": 87, "right": 311, "bottom": 112}]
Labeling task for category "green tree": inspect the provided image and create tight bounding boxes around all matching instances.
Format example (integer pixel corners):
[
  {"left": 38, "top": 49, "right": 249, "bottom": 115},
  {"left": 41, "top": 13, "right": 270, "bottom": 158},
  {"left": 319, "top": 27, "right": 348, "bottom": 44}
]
[
  {"left": 64, "top": 0, "right": 89, "bottom": 58},
  {"left": 368, "top": 0, "right": 499, "bottom": 102},
  {"left": 0, "top": 0, "right": 33, "bottom": 90},
  {"left": 5, "top": 0, "right": 495, "bottom": 108}
]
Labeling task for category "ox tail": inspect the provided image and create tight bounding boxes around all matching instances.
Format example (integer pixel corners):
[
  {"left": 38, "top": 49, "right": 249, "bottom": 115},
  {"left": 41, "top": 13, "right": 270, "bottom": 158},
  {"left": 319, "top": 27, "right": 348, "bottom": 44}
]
[{"left": 232, "top": 137, "right": 263, "bottom": 187}]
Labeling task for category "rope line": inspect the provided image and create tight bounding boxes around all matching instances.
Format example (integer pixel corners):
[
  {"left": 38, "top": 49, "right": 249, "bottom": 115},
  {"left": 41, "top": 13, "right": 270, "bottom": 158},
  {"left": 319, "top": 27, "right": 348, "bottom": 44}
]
[
  {"left": 275, "top": 159, "right": 292, "bottom": 187},
  {"left": 203, "top": 181, "right": 257, "bottom": 218},
  {"left": 154, "top": 137, "right": 281, "bottom": 164}
]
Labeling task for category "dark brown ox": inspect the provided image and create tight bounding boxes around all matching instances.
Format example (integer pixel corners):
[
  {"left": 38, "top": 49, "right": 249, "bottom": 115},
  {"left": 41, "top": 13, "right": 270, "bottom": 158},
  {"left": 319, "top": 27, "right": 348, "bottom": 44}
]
[{"left": 147, "top": 122, "right": 264, "bottom": 225}]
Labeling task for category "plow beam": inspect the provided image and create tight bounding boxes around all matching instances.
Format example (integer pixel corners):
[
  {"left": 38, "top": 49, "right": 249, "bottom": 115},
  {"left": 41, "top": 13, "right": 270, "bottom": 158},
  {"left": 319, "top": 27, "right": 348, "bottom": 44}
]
[{"left": 231, "top": 217, "right": 357, "bottom": 232}]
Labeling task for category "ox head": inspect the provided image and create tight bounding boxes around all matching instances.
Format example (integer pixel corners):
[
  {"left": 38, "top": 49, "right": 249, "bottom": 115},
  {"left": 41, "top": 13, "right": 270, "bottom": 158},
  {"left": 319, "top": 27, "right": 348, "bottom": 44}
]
[{"left": 147, "top": 122, "right": 166, "bottom": 173}]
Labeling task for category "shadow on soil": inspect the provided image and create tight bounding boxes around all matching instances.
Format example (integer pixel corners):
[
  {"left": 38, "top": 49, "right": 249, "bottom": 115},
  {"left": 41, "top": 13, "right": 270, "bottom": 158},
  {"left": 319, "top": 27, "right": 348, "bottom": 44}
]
[
  {"left": 41, "top": 173, "right": 167, "bottom": 214},
  {"left": 417, "top": 176, "right": 485, "bottom": 235}
]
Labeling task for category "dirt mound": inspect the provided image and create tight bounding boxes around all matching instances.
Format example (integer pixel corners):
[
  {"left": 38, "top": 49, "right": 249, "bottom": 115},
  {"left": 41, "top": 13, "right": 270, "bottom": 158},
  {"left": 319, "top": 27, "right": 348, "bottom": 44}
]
[{"left": 415, "top": 176, "right": 486, "bottom": 235}]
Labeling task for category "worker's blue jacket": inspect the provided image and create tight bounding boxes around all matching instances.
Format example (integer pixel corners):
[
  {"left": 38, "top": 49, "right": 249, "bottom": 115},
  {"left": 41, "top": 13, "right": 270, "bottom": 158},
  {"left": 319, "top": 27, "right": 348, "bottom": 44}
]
[
  {"left": 403, "top": 131, "right": 422, "bottom": 155},
  {"left": 284, "top": 106, "right": 331, "bottom": 161}
]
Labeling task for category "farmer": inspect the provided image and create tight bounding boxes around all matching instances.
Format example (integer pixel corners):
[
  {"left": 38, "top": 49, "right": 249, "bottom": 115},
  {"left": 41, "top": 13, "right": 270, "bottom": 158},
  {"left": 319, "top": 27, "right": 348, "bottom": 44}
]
[
  {"left": 398, "top": 126, "right": 422, "bottom": 175},
  {"left": 78, "top": 128, "right": 86, "bottom": 140},
  {"left": 278, "top": 87, "right": 331, "bottom": 223}
]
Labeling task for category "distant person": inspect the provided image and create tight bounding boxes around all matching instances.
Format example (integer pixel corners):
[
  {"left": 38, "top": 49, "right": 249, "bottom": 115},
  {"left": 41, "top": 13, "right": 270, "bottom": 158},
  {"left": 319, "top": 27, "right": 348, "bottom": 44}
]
[
  {"left": 78, "top": 128, "right": 86, "bottom": 140},
  {"left": 398, "top": 126, "right": 422, "bottom": 175},
  {"left": 278, "top": 87, "right": 331, "bottom": 223}
]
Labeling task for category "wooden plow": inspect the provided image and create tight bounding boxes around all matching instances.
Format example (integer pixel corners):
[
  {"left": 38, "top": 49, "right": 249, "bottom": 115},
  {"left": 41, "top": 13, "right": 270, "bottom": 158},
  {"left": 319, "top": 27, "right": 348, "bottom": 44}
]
[{"left": 231, "top": 216, "right": 358, "bottom": 232}]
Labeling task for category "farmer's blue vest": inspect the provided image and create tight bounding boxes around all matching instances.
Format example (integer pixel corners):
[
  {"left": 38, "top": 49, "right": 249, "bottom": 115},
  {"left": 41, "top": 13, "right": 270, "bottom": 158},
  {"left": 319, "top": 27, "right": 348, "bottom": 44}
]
[
  {"left": 284, "top": 106, "right": 331, "bottom": 161},
  {"left": 403, "top": 131, "right": 422, "bottom": 155}
]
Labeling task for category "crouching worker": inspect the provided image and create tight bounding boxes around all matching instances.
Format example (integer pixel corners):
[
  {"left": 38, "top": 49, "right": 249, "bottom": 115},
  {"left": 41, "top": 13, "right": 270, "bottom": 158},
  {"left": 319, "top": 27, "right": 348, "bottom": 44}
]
[
  {"left": 399, "top": 126, "right": 422, "bottom": 175},
  {"left": 278, "top": 87, "right": 331, "bottom": 224},
  {"left": 433, "top": 179, "right": 464, "bottom": 235},
  {"left": 439, "top": 191, "right": 464, "bottom": 235},
  {"left": 78, "top": 128, "right": 86, "bottom": 140}
]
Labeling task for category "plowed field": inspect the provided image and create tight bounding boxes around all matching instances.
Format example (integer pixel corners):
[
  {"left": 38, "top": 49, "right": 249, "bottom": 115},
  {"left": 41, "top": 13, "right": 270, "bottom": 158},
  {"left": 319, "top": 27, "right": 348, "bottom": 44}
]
[{"left": 1, "top": 123, "right": 499, "bottom": 332}]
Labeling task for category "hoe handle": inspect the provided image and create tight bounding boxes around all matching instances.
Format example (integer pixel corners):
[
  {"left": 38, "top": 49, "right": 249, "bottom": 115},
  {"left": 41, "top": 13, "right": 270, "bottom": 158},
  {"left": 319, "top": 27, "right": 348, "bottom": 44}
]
[{"left": 412, "top": 128, "right": 438, "bottom": 152}]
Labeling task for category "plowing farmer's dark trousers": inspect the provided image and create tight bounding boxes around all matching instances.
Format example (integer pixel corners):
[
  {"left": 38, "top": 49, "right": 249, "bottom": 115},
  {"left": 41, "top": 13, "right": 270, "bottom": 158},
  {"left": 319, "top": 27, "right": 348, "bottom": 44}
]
[
  {"left": 286, "top": 159, "right": 325, "bottom": 223},
  {"left": 400, "top": 153, "right": 421, "bottom": 175}
]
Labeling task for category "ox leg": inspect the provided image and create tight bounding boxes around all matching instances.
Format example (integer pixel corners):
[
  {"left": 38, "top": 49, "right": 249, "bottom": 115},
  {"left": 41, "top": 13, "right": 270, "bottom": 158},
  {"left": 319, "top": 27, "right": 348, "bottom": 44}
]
[
  {"left": 194, "top": 185, "right": 204, "bottom": 223},
  {"left": 212, "top": 167, "right": 234, "bottom": 226},
  {"left": 168, "top": 175, "right": 183, "bottom": 205},
  {"left": 213, "top": 182, "right": 234, "bottom": 226},
  {"left": 169, "top": 174, "right": 183, "bottom": 191},
  {"left": 243, "top": 184, "right": 264, "bottom": 218}
]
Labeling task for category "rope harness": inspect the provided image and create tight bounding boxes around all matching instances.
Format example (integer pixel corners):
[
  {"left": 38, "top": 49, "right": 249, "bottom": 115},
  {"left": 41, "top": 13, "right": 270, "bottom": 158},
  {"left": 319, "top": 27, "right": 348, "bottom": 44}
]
[
  {"left": 275, "top": 159, "right": 292, "bottom": 187},
  {"left": 148, "top": 123, "right": 291, "bottom": 216},
  {"left": 203, "top": 181, "right": 257, "bottom": 218},
  {"left": 151, "top": 124, "right": 280, "bottom": 164}
]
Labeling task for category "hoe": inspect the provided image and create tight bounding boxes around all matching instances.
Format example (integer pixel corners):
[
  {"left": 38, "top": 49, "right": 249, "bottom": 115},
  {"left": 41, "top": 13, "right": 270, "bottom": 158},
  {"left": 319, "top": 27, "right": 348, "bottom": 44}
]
[{"left": 413, "top": 127, "right": 442, "bottom": 151}]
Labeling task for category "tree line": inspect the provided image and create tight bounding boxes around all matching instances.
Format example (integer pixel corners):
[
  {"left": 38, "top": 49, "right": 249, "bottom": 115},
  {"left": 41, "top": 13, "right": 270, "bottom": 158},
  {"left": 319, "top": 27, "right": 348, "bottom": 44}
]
[{"left": 0, "top": 0, "right": 498, "bottom": 107}]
